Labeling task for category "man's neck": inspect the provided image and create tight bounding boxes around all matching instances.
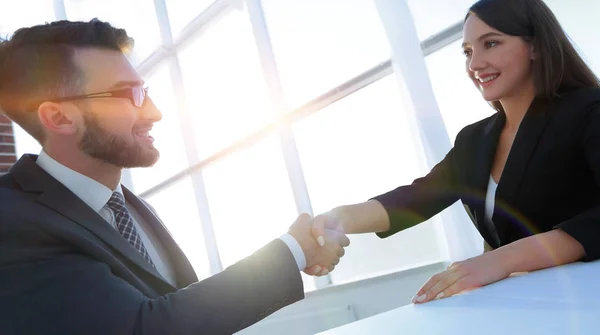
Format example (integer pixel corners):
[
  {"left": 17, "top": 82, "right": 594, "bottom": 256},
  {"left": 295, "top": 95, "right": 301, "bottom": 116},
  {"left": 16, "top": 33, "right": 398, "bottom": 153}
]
[{"left": 42, "top": 147, "right": 122, "bottom": 190}]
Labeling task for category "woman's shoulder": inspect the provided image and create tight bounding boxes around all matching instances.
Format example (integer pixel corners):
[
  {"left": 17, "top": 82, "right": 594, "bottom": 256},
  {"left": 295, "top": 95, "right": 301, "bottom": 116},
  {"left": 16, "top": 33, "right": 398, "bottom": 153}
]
[
  {"left": 555, "top": 87, "right": 600, "bottom": 110},
  {"left": 454, "top": 112, "right": 501, "bottom": 141}
]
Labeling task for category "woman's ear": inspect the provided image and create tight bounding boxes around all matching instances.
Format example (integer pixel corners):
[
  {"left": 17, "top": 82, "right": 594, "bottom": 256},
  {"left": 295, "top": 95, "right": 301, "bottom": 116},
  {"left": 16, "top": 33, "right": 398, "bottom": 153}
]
[{"left": 529, "top": 44, "right": 538, "bottom": 60}]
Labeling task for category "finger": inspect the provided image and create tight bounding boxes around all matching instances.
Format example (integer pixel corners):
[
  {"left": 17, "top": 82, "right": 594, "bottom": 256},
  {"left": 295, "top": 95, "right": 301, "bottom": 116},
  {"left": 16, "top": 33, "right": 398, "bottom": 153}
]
[
  {"left": 332, "top": 256, "right": 340, "bottom": 266},
  {"left": 325, "top": 229, "right": 350, "bottom": 247},
  {"left": 420, "top": 271, "right": 463, "bottom": 304},
  {"left": 303, "top": 264, "right": 322, "bottom": 276},
  {"left": 338, "top": 233, "right": 350, "bottom": 247},
  {"left": 411, "top": 271, "right": 449, "bottom": 303},
  {"left": 439, "top": 277, "right": 479, "bottom": 300},
  {"left": 324, "top": 213, "right": 344, "bottom": 231},
  {"left": 447, "top": 261, "right": 461, "bottom": 270},
  {"left": 328, "top": 264, "right": 335, "bottom": 272},
  {"left": 311, "top": 215, "right": 326, "bottom": 247},
  {"left": 338, "top": 247, "right": 346, "bottom": 258}
]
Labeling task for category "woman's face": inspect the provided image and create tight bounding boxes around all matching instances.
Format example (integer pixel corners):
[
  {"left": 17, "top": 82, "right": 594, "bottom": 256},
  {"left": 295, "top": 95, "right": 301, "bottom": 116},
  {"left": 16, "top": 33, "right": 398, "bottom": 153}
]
[{"left": 462, "top": 15, "right": 535, "bottom": 102}]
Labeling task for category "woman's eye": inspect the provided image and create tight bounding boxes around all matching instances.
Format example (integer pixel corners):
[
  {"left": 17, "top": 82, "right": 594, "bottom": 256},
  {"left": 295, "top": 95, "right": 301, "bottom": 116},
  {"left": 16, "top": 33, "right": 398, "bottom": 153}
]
[
  {"left": 485, "top": 41, "right": 498, "bottom": 48},
  {"left": 462, "top": 49, "right": 472, "bottom": 57}
]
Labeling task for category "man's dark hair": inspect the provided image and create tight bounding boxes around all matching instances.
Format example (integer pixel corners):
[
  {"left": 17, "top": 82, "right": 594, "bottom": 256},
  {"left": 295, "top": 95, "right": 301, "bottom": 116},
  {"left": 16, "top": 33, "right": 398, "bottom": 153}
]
[{"left": 0, "top": 19, "right": 134, "bottom": 143}]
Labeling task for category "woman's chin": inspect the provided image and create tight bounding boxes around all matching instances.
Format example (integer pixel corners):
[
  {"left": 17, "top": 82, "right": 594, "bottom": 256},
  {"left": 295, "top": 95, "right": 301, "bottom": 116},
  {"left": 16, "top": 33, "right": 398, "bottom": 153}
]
[{"left": 480, "top": 91, "right": 503, "bottom": 102}]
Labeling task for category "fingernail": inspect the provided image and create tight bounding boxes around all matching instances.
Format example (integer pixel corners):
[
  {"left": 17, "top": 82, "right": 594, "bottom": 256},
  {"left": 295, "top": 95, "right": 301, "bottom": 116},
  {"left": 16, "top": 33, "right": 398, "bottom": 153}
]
[
  {"left": 411, "top": 295, "right": 418, "bottom": 303},
  {"left": 416, "top": 294, "right": 427, "bottom": 303},
  {"left": 320, "top": 269, "right": 329, "bottom": 276},
  {"left": 435, "top": 292, "right": 445, "bottom": 300},
  {"left": 317, "top": 236, "right": 325, "bottom": 246},
  {"left": 314, "top": 266, "right": 322, "bottom": 274}
]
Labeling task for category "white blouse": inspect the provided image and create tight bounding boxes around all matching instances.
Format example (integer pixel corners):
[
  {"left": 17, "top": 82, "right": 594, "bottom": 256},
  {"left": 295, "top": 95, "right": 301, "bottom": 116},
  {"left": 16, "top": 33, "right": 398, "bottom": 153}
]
[
  {"left": 484, "top": 175, "right": 501, "bottom": 245},
  {"left": 485, "top": 176, "right": 498, "bottom": 223}
]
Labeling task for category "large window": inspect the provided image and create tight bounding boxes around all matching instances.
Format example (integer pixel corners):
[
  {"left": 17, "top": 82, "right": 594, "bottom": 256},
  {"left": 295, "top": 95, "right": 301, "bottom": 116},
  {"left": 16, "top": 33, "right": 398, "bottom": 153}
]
[
  {"left": 0, "top": 0, "right": 55, "bottom": 38},
  {"left": 144, "top": 175, "right": 211, "bottom": 279},
  {"left": 4, "top": 0, "right": 451, "bottom": 294},
  {"left": 261, "top": 0, "right": 391, "bottom": 107},
  {"left": 294, "top": 74, "right": 441, "bottom": 283},
  {"left": 165, "top": 0, "right": 217, "bottom": 38},
  {"left": 12, "top": 0, "right": 599, "bottom": 295},
  {"left": 177, "top": 7, "right": 275, "bottom": 160},
  {"left": 129, "top": 63, "right": 189, "bottom": 194},
  {"left": 405, "top": 0, "right": 473, "bottom": 41},
  {"left": 424, "top": 40, "right": 493, "bottom": 141},
  {"left": 545, "top": 0, "right": 600, "bottom": 76},
  {"left": 202, "top": 136, "right": 298, "bottom": 268}
]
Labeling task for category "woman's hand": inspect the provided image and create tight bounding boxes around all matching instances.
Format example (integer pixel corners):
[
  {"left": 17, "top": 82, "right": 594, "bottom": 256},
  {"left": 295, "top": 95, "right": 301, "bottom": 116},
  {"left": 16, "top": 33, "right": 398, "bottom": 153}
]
[
  {"left": 411, "top": 251, "right": 511, "bottom": 304},
  {"left": 412, "top": 230, "right": 586, "bottom": 304}
]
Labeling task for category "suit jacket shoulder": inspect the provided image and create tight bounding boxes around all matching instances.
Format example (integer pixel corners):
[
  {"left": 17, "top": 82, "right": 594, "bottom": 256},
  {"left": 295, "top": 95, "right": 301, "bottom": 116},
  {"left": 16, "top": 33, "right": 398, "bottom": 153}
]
[{"left": 1, "top": 156, "right": 305, "bottom": 334}]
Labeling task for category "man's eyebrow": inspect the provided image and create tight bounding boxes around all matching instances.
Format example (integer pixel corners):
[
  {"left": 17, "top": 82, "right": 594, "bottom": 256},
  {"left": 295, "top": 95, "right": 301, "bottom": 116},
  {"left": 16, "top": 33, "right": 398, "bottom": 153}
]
[
  {"left": 109, "top": 80, "right": 145, "bottom": 89},
  {"left": 461, "top": 32, "right": 503, "bottom": 48}
]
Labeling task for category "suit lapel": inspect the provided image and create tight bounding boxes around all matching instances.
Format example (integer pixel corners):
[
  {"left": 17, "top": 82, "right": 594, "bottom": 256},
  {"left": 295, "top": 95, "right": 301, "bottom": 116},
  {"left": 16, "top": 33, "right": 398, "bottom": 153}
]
[
  {"left": 493, "top": 98, "right": 550, "bottom": 242},
  {"left": 123, "top": 187, "right": 199, "bottom": 287},
  {"left": 12, "top": 155, "right": 170, "bottom": 287},
  {"left": 470, "top": 112, "right": 504, "bottom": 248}
]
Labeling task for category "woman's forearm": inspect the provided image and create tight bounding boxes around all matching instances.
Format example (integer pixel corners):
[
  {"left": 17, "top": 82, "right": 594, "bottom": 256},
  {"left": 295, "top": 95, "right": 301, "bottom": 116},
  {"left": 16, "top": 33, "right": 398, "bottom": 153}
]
[
  {"left": 495, "top": 229, "right": 585, "bottom": 275},
  {"left": 329, "top": 200, "right": 390, "bottom": 234}
]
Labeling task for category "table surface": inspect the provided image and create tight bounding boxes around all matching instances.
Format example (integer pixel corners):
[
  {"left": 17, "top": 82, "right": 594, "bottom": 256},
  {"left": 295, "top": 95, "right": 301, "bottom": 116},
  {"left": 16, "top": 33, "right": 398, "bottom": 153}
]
[{"left": 318, "top": 261, "right": 600, "bottom": 335}]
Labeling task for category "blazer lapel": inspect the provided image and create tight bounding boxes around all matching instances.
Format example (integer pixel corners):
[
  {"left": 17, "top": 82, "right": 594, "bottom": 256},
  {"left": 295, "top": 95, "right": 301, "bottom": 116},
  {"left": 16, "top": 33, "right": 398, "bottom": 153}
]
[
  {"left": 123, "top": 187, "right": 199, "bottom": 287},
  {"left": 470, "top": 112, "right": 504, "bottom": 248},
  {"left": 11, "top": 155, "right": 169, "bottom": 287},
  {"left": 494, "top": 98, "right": 550, "bottom": 243}
]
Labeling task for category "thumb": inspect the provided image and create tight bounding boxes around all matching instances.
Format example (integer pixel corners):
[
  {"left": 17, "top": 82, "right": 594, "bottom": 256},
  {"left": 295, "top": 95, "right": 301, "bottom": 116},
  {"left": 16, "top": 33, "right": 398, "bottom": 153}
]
[
  {"left": 311, "top": 215, "right": 326, "bottom": 247},
  {"left": 324, "top": 211, "right": 343, "bottom": 232}
]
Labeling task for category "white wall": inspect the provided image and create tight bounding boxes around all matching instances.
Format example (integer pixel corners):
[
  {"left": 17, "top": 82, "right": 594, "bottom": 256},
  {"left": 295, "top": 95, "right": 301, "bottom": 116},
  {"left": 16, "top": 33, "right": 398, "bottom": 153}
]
[{"left": 236, "top": 261, "right": 446, "bottom": 335}]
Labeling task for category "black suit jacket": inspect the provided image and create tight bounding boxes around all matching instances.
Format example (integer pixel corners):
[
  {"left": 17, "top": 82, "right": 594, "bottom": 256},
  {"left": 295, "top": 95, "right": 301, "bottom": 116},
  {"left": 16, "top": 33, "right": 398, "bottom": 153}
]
[
  {"left": 0, "top": 155, "right": 304, "bottom": 335},
  {"left": 374, "top": 87, "right": 600, "bottom": 261}
]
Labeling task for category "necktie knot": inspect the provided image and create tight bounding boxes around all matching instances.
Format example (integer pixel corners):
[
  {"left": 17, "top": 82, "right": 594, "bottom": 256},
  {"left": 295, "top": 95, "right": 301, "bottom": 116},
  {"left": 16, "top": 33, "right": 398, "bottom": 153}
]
[{"left": 107, "top": 192, "right": 127, "bottom": 213}]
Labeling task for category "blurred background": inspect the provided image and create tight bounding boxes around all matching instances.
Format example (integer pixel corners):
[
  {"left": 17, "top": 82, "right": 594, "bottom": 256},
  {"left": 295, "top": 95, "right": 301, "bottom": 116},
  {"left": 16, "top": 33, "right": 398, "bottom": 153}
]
[{"left": 1, "top": 0, "right": 599, "bottom": 333}]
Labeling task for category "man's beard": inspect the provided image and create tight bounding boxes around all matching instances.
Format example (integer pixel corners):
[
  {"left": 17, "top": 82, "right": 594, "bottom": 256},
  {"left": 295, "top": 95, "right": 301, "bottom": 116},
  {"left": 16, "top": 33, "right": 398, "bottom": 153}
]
[{"left": 78, "top": 112, "right": 159, "bottom": 168}]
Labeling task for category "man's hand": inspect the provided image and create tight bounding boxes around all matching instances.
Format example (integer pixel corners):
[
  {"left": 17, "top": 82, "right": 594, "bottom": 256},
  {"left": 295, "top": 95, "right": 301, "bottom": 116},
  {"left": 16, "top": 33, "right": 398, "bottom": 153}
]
[
  {"left": 288, "top": 214, "right": 350, "bottom": 277},
  {"left": 307, "top": 212, "right": 350, "bottom": 276}
]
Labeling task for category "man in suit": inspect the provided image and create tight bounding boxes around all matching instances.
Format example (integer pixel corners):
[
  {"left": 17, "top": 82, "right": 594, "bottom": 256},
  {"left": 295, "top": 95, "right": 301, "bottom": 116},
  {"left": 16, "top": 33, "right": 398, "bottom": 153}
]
[{"left": 0, "top": 19, "right": 349, "bottom": 334}]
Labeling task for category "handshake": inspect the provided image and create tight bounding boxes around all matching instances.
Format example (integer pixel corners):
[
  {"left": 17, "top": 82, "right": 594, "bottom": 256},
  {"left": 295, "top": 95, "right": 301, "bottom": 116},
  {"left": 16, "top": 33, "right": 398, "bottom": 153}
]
[{"left": 288, "top": 213, "right": 350, "bottom": 277}]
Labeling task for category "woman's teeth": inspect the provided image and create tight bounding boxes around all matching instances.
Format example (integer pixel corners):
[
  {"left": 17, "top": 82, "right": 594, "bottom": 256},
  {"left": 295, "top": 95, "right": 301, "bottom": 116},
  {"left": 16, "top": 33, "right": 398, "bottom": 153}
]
[{"left": 479, "top": 75, "right": 499, "bottom": 83}]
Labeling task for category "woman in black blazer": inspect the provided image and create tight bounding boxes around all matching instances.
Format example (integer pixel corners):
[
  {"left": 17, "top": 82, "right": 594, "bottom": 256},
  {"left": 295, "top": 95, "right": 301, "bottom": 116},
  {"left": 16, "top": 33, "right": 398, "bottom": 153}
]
[{"left": 309, "top": 0, "right": 600, "bottom": 303}]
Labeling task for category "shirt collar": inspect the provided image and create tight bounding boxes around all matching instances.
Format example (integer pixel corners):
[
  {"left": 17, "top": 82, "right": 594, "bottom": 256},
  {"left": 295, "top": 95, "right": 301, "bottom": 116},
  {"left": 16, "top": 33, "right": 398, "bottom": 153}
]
[{"left": 36, "top": 150, "right": 122, "bottom": 212}]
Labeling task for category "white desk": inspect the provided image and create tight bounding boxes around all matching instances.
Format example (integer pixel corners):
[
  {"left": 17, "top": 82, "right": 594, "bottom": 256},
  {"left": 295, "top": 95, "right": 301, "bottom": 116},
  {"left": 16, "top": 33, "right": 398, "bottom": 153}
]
[{"left": 318, "top": 261, "right": 600, "bottom": 335}]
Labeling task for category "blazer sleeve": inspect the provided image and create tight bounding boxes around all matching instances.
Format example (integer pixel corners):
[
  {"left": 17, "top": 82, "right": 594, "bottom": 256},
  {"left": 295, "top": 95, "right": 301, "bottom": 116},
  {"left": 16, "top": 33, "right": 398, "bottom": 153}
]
[
  {"left": 372, "top": 145, "right": 461, "bottom": 238},
  {"left": 555, "top": 103, "right": 600, "bottom": 261},
  {"left": 0, "top": 225, "right": 304, "bottom": 335}
]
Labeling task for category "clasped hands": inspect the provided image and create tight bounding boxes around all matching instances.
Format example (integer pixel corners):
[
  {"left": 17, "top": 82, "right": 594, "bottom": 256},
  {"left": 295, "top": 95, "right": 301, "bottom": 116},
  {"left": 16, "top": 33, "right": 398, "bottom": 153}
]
[{"left": 288, "top": 213, "right": 350, "bottom": 277}]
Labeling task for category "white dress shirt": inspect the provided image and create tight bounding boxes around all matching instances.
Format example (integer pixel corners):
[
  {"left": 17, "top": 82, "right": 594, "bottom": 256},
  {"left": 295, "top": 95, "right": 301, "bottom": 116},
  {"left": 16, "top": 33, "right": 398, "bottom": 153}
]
[{"left": 36, "top": 151, "right": 307, "bottom": 279}]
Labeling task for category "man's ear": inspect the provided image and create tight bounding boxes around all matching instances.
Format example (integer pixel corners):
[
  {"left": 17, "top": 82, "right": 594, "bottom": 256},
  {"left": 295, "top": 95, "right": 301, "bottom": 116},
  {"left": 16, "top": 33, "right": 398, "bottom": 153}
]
[{"left": 37, "top": 102, "right": 79, "bottom": 136}]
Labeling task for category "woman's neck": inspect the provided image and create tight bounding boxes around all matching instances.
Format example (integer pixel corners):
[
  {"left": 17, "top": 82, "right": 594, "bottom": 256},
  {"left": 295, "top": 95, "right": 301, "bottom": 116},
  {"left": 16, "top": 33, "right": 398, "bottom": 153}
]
[{"left": 499, "top": 83, "right": 536, "bottom": 131}]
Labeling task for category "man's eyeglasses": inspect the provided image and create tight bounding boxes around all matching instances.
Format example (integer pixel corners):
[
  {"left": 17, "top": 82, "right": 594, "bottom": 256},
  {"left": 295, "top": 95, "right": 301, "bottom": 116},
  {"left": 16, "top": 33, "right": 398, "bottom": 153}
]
[{"left": 48, "top": 86, "right": 149, "bottom": 108}]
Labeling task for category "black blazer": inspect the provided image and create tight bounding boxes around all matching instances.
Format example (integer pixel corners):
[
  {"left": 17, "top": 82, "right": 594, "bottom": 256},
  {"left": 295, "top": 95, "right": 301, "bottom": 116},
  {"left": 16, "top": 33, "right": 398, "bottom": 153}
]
[
  {"left": 0, "top": 155, "right": 303, "bottom": 335},
  {"left": 374, "top": 87, "right": 600, "bottom": 261}
]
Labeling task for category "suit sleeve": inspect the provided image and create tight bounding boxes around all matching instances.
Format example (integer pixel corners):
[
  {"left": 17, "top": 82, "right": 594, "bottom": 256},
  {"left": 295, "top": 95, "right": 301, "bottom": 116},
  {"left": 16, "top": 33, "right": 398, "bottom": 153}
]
[
  {"left": 555, "top": 104, "right": 600, "bottom": 261},
  {"left": 372, "top": 146, "right": 461, "bottom": 238},
  {"left": 136, "top": 239, "right": 304, "bottom": 334},
  {"left": 0, "top": 207, "right": 304, "bottom": 335}
]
